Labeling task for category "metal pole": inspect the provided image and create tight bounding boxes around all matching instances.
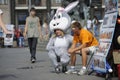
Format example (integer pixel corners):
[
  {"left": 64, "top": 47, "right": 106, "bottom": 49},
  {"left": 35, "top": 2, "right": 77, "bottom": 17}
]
[
  {"left": 28, "top": 0, "right": 31, "bottom": 12},
  {"left": 46, "top": 0, "right": 51, "bottom": 13},
  {"left": 10, "top": 0, "right": 15, "bottom": 25},
  {"left": 46, "top": 0, "right": 51, "bottom": 22},
  {"left": 83, "top": 3, "right": 88, "bottom": 21}
]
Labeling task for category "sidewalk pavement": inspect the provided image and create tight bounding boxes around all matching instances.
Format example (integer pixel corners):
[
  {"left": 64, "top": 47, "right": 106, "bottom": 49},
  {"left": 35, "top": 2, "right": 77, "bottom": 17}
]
[{"left": 0, "top": 48, "right": 118, "bottom": 80}]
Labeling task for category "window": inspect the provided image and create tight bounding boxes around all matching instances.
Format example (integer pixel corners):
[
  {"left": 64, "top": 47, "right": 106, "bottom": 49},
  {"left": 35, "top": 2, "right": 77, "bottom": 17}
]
[
  {"left": 18, "top": 13, "right": 28, "bottom": 25},
  {"left": 56, "top": 0, "right": 61, "bottom": 3},
  {"left": 17, "top": 0, "right": 26, "bottom": 4},
  {"left": 0, "top": 0, "right": 8, "bottom": 5},
  {"left": 94, "top": 9, "right": 102, "bottom": 20},
  {"left": 31, "top": 0, "right": 41, "bottom": 6}
]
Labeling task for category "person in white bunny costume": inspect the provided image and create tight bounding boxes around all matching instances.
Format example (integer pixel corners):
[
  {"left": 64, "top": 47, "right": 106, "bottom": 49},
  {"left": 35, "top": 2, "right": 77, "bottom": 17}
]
[{"left": 46, "top": 1, "right": 79, "bottom": 73}]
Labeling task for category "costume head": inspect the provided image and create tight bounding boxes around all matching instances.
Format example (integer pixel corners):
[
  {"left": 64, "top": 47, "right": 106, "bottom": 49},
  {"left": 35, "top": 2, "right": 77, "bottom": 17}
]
[{"left": 49, "top": 1, "right": 79, "bottom": 32}]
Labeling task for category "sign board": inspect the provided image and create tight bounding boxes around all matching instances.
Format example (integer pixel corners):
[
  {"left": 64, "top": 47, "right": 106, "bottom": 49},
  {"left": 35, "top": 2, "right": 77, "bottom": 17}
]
[
  {"left": 92, "top": 0, "right": 118, "bottom": 73},
  {"left": 4, "top": 25, "right": 14, "bottom": 46}
]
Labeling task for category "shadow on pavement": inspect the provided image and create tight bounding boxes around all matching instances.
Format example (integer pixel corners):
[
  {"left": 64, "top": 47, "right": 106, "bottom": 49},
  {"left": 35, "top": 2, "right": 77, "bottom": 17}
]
[{"left": 0, "top": 74, "right": 18, "bottom": 79}]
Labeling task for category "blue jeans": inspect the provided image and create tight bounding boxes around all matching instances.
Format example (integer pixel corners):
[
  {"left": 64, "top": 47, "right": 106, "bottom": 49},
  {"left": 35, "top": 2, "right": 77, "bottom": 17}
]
[
  {"left": 93, "top": 26, "right": 99, "bottom": 36},
  {"left": 19, "top": 37, "right": 24, "bottom": 47}
]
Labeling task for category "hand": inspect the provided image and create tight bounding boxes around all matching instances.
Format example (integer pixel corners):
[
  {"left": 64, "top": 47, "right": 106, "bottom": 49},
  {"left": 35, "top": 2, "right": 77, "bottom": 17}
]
[
  {"left": 39, "top": 34, "right": 43, "bottom": 40},
  {"left": 68, "top": 48, "right": 75, "bottom": 54},
  {"left": 23, "top": 32, "right": 27, "bottom": 39}
]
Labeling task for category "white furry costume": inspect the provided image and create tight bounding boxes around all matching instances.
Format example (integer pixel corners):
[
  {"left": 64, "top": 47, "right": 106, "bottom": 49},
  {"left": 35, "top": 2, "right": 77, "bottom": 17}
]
[
  {"left": 46, "top": 35, "right": 72, "bottom": 67},
  {"left": 46, "top": 1, "right": 79, "bottom": 68}
]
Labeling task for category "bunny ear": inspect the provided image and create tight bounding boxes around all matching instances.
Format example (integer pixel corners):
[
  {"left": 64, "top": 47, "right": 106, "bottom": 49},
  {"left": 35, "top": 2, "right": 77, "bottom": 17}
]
[{"left": 64, "top": 0, "right": 79, "bottom": 12}]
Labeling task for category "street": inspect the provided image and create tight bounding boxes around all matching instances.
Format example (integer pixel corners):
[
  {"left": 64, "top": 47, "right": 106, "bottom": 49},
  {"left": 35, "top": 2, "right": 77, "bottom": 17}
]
[{"left": 0, "top": 48, "right": 118, "bottom": 80}]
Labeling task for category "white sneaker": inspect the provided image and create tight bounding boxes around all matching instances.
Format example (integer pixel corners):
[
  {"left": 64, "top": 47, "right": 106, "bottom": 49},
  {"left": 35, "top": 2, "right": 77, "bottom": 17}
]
[
  {"left": 31, "top": 59, "right": 36, "bottom": 63},
  {"left": 78, "top": 68, "right": 87, "bottom": 75},
  {"left": 55, "top": 67, "right": 61, "bottom": 73},
  {"left": 65, "top": 68, "right": 77, "bottom": 74}
]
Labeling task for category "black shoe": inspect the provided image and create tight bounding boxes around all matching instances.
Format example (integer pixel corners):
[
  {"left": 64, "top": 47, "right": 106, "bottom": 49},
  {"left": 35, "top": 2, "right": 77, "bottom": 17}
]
[
  {"left": 55, "top": 67, "right": 61, "bottom": 74},
  {"left": 62, "top": 66, "right": 67, "bottom": 73},
  {"left": 57, "top": 56, "right": 60, "bottom": 62}
]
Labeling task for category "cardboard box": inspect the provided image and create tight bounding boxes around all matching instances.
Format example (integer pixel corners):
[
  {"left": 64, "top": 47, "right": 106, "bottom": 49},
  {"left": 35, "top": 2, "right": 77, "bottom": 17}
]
[
  {"left": 113, "top": 51, "right": 120, "bottom": 64},
  {"left": 13, "top": 41, "right": 17, "bottom": 48}
]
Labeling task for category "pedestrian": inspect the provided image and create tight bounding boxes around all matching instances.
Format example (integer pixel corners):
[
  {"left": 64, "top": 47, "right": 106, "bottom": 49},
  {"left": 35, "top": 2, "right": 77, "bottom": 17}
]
[
  {"left": 46, "top": 29, "right": 73, "bottom": 73},
  {"left": 46, "top": 0, "right": 79, "bottom": 73},
  {"left": 14, "top": 27, "right": 20, "bottom": 47},
  {"left": 46, "top": 6, "right": 73, "bottom": 73},
  {"left": 13, "top": 27, "right": 18, "bottom": 47},
  {"left": 0, "top": 9, "right": 11, "bottom": 34},
  {"left": 24, "top": 7, "right": 42, "bottom": 63},
  {"left": 42, "top": 18, "right": 49, "bottom": 41},
  {"left": 92, "top": 16, "right": 99, "bottom": 37},
  {"left": 86, "top": 18, "right": 92, "bottom": 33},
  {"left": 19, "top": 29, "right": 24, "bottom": 47},
  {"left": 66, "top": 21, "right": 98, "bottom": 75}
]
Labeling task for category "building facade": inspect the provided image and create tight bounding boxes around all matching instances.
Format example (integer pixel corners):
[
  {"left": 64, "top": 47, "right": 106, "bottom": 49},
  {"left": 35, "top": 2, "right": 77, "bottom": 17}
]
[
  {"left": 0, "top": 0, "right": 120, "bottom": 28},
  {"left": 0, "top": 0, "right": 62, "bottom": 29},
  {"left": 15, "top": 0, "right": 61, "bottom": 29}
]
